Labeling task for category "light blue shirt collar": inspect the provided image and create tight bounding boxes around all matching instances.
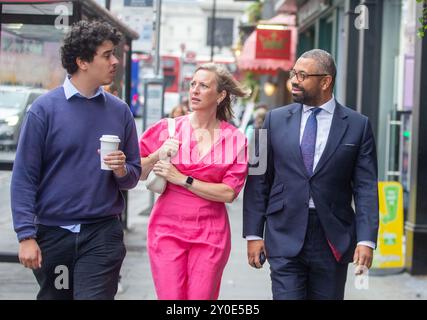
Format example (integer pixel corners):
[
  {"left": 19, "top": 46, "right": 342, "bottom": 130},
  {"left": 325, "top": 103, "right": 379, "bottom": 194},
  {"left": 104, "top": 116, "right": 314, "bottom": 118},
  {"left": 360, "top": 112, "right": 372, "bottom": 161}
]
[
  {"left": 303, "top": 95, "right": 335, "bottom": 114},
  {"left": 63, "top": 76, "right": 105, "bottom": 101}
]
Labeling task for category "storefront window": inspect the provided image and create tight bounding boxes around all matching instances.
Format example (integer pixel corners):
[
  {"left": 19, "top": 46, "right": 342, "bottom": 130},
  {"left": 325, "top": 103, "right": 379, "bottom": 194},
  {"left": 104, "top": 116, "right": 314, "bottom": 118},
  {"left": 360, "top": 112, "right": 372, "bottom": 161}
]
[
  {"left": 1, "top": 24, "right": 66, "bottom": 89},
  {"left": 0, "top": 2, "right": 72, "bottom": 155}
]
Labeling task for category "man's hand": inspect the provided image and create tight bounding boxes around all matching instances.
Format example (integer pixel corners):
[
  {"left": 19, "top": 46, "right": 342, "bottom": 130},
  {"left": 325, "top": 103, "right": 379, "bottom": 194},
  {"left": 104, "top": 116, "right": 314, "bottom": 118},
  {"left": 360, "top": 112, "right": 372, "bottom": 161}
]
[
  {"left": 247, "top": 239, "right": 265, "bottom": 269},
  {"left": 103, "top": 150, "right": 127, "bottom": 177},
  {"left": 353, "top": 245, "right": 373, "bottom": 275},
  {"left": 19, "top": 239, "right": 42, "bottom": 269}
]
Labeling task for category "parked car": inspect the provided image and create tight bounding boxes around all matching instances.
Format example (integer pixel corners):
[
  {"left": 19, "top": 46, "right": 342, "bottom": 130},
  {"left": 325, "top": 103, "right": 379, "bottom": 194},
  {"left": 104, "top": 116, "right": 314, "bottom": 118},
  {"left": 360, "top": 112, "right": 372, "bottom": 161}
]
[{"left": 0, "top": 85, "right": 47, "bottom": 150}]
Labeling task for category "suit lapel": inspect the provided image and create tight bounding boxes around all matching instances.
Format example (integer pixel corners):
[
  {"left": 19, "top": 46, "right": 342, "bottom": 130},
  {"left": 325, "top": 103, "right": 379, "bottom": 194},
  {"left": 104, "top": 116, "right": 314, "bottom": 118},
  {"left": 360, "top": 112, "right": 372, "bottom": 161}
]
[
  {"left": 313, "top": 102, "right": 349, "bottom": 176},
  {"left": 282, "top": 104, "right": 310, "bottom": 178}
]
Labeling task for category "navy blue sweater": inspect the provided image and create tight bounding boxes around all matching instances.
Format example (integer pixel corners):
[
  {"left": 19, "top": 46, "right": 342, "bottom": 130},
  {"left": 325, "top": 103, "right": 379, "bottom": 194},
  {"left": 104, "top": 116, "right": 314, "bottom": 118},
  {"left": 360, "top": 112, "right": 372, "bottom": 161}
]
[{"left": 11, "top": 87, "right": 141, "bottom": 241}]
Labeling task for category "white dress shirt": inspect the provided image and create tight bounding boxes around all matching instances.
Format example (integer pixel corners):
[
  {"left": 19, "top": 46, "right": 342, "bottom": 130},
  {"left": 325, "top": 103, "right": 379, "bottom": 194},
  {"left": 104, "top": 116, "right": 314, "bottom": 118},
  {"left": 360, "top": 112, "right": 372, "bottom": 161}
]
[{"left": 247, "top": 96, "right": 375, "bottom": 249}]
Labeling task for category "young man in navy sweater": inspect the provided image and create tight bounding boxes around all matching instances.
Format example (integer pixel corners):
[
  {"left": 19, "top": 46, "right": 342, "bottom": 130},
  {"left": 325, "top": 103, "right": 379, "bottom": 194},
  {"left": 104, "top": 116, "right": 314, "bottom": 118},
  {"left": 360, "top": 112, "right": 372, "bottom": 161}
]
[{"left": 10, "top": 20, "right": 141, "bottom": 300}]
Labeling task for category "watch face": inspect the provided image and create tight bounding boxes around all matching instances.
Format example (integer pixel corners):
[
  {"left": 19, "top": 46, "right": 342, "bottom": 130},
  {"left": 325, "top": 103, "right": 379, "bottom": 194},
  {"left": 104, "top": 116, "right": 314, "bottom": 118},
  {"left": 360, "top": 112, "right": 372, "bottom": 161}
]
[{"left": 186, "top": 176, "right": 194, "bottom": 185}]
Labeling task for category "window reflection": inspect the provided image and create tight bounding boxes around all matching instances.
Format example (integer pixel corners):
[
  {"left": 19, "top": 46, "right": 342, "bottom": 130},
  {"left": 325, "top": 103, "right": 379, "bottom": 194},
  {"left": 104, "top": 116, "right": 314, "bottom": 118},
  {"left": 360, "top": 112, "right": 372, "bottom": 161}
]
[{"left": 1, "top": 24, "right": 66, "bottom": 90}]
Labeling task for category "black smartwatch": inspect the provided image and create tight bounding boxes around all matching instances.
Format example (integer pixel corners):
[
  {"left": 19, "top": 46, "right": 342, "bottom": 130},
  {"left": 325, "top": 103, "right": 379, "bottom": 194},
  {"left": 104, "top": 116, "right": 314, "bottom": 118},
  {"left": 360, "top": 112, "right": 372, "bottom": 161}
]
[{"left": 185, "top": 176, "right": 194, "bottom": 188}]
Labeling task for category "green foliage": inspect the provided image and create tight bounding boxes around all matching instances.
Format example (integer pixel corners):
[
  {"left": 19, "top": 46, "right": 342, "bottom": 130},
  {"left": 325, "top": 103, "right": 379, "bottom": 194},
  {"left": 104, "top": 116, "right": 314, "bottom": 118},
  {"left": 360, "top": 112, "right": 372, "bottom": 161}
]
[
  {"left": 246, "top": 1, "right": 263, "bottom": 24},
  {"left": 416, "top": 0, "right": 427, "bottom": 37}
]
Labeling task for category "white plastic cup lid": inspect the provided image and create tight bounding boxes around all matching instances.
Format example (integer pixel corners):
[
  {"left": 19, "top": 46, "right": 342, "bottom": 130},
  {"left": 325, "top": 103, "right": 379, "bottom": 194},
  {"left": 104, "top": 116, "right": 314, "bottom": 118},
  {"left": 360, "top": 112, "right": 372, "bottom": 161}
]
[{"left": 100, "top": 135, "right": 121, "bottom": 143}]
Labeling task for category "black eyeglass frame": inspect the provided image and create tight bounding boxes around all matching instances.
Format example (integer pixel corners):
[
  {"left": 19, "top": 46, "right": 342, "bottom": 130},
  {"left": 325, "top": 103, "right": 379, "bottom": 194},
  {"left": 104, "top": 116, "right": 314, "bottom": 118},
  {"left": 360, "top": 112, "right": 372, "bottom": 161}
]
[{"left": 289, "top": 70, "right": 330, "bottom": 82}]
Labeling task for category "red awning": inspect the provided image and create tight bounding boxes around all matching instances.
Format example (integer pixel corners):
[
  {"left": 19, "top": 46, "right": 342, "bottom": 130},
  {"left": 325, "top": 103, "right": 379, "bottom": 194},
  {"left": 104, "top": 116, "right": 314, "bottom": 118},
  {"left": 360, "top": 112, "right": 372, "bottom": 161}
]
[{"left": 237, "top": 14, "right": 297, "bottom": 75}]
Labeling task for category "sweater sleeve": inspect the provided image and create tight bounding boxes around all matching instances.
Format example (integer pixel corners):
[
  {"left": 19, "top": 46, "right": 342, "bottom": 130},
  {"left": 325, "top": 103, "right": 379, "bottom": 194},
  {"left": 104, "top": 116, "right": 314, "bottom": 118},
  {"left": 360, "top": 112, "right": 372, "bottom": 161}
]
[
  {"left": 11, "top": 110, "right": 46, "bottom": 241},
  {"left": 114, "top": 107, "right": 142, "bottom": 190}
]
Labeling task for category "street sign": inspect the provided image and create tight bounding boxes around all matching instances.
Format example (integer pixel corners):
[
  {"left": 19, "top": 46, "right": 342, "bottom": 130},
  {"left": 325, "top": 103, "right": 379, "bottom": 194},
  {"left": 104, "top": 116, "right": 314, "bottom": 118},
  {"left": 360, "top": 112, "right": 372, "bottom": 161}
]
[
  {"left": 113, "top": 5, "right": 153, "bottom": 52},
  {"left": 143, "top": 77, "right": 164, "bottom": 132},
  {"left": 255, "top": 27, "right": 291, "bottom": 60},
  {"left": 372, "top": 181, "right": 405, "bottom": 273}
]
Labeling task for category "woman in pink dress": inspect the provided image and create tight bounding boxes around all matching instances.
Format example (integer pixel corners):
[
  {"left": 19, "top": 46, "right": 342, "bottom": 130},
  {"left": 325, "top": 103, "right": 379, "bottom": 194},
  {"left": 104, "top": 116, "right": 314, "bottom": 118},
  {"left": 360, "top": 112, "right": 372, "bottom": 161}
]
[{"left": 139, "top": 63, "right": 249, "bottom": 300}]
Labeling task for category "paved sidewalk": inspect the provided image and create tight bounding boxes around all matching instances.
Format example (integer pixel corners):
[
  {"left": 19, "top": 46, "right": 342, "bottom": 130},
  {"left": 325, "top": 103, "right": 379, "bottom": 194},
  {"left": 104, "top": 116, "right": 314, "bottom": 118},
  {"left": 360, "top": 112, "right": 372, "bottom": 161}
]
[{"left": 117, "top": 192, "right": 427, "bottom": 300}]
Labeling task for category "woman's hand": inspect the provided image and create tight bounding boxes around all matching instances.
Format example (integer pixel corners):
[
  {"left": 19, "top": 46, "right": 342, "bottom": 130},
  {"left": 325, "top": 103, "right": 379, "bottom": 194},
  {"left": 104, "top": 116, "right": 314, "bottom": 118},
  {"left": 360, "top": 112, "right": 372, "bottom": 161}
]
[
  {"left": 158, "top": 138, "right": 180, "bottom": 160},
  {"left": 152, "top": 160, "right": 186, "bottom": 185},
  {"left": 139, "top": 138, "right": 179, "bottom": 181}
]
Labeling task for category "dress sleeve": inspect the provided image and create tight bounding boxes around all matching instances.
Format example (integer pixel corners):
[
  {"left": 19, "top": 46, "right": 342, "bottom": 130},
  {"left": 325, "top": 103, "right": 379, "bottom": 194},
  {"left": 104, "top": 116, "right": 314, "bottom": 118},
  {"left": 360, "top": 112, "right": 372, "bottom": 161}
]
[
  {"left": 139, "top": 118, "right": 169, "bottom": 157},
  {"left": 222, "top": 135, "right": 248, "bottom": 196}
]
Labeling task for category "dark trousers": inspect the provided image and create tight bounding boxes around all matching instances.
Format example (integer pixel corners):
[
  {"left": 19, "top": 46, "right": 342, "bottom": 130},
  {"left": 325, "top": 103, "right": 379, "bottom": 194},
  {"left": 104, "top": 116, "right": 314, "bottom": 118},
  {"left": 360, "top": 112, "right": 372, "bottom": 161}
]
[
  {"left": 33, "top": 217, "right": 126, "bottom": 300},
  {"left": 268, "top": 210, "right": 348, "bottom": 300}
]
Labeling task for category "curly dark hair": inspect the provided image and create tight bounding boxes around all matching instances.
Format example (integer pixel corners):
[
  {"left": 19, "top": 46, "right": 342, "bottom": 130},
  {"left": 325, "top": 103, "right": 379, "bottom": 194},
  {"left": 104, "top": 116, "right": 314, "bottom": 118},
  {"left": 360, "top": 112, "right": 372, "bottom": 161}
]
[{"left": 61, "top": 20, "right": 122, "bottom": 75}]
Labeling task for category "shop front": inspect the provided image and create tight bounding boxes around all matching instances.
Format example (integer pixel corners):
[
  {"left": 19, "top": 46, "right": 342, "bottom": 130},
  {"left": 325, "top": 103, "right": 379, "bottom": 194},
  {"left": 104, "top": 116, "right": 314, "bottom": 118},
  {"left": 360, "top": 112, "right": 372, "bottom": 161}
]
[
  {"left": 294, "top": 0, "right": 350, "bottom": 105},
  {"left": 237, "top": 13, "right": 297, "bottom": 108}
]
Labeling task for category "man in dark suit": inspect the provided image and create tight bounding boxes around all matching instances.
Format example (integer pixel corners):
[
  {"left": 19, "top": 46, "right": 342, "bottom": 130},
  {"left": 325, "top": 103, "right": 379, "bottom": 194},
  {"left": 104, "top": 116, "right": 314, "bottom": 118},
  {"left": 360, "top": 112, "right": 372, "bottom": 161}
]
[{"left": 243, "top": 49, "right": 379, "bottom": 300}]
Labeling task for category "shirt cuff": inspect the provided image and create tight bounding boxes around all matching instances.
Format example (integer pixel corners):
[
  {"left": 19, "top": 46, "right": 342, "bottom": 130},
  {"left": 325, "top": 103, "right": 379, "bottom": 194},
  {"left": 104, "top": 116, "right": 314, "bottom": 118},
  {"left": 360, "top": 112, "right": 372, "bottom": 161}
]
[
  {"left": 246, "top": 235, "right": 263, "bottom": 241},
  {"left": 17, "top": 229, "right": 37, "bottom": 242},
  {"left": 357, "top": 240, "right": 376, "bottom": 249}
]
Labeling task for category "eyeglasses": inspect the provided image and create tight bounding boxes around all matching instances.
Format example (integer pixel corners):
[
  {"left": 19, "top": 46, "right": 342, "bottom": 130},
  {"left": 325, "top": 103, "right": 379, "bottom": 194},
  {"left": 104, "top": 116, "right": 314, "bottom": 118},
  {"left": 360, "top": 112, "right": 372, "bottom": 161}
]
[{"left": 289, "top": 70, "right": 329, "bottom": 82}]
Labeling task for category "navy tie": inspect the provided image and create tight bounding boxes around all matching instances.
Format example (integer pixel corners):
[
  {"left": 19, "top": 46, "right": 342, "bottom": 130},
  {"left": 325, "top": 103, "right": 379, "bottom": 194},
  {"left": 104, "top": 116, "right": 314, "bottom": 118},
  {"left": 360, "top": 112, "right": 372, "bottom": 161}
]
[{"left": 300, "top": 107, "right": 322, "bottom": 175}]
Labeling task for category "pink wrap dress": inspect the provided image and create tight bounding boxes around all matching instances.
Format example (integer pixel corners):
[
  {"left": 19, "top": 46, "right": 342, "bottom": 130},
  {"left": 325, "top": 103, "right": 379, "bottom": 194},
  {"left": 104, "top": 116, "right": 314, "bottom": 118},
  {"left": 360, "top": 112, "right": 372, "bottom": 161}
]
[{"left": 139, "top": 115, "right": 248, "bottom": 299}]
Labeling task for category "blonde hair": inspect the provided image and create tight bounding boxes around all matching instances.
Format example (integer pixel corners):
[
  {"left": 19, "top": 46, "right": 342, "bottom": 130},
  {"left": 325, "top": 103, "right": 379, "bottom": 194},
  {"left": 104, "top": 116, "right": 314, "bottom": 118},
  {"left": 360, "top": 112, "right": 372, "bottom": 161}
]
[
  {"left": 170, "top": 104, "right": 186, "bottom": 118},
  {"left": 195, "top": 63, "right": 250, "bottom": 121}
]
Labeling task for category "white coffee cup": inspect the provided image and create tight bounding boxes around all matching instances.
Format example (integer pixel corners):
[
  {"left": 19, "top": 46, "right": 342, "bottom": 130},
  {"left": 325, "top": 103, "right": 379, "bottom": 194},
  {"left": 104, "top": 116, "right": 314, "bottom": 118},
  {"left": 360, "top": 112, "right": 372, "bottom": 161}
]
[{"left": 99, "top": 135, "right": 121, "bottom": 170}]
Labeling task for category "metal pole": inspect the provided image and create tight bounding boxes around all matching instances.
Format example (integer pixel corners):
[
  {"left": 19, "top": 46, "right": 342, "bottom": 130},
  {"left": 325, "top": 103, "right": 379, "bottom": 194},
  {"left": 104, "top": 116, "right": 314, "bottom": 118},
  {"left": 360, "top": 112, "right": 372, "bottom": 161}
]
[
  {"left": 154, "top": 0, "right": 162, "bottom": 76},
  {"left": 145, "top": 0, "right": 162, "bottom": 214},
  {"left": 0, "top": 5, "right": 3, "bottom": 51},
  {"left": 210, "top": 0, "right": 216, "bottom": 62},
  {"left": 105, "top": 0, "right": 111, "bottom": 10},
  {"left": 121, "top": 40, "right": 133, "bottom": 230},
  {"left": 179, "top": 44, "right": 185, "bottom": 103},
  {"left": 0, "top": 160, "right": 18, "bottom": 263}
]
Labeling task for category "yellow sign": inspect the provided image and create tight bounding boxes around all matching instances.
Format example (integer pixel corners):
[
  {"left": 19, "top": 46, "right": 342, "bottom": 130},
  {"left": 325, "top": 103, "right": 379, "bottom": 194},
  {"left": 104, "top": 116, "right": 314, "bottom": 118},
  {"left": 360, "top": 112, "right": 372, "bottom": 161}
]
[{"left": 372, "top": 181, "right": 405, "bottom": 269}]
